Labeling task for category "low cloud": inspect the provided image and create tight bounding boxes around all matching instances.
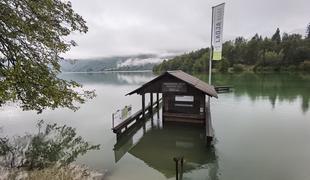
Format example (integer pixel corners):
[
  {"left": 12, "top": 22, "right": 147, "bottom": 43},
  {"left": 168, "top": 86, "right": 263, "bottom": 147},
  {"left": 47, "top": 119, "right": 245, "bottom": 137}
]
[{"left": 64, "top": 0, "right": 310, "bottom": 59}]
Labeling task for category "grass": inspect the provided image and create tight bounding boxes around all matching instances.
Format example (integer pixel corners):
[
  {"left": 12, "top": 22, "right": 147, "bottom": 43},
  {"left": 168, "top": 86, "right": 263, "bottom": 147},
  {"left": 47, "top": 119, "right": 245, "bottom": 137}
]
[{"left": 2, "top": 164, "right": 104, "bottom": 180}]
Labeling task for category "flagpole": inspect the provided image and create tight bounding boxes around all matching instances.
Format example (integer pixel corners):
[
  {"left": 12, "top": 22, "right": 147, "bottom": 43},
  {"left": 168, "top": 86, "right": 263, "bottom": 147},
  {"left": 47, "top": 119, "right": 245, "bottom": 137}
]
[{"left": 208, "top": 6, "right": 214, "bottom": 104}]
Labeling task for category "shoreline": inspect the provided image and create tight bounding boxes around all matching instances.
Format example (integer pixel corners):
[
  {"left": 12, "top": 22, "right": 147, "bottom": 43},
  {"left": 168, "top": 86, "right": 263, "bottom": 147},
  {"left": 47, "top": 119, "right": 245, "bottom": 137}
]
[{"left": 0, "top": 164, "right": 106, "bottom": 180}]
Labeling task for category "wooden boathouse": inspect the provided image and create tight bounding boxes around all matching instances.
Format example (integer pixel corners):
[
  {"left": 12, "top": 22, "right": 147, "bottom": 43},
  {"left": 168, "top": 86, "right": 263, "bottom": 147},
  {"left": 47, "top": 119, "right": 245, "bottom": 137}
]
[
  {"left": 112, "top": 70, "right": 218, "bottom": 144},
  {"left": 126, "top": 70, "right": 218, "bottom": 124}
]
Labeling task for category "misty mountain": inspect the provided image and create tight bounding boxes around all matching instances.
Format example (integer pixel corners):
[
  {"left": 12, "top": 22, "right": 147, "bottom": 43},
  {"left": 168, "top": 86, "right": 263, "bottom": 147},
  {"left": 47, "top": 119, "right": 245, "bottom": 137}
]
[{"left": 60, "top": 54, "right": 176, "bottom": 72}]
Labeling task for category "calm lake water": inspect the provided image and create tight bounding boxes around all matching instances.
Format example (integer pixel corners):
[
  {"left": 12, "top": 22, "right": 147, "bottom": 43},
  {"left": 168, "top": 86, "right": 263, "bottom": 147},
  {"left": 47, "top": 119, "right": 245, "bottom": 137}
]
[{"left": 0, "top": 71, "right": 309, "bottom": 180}]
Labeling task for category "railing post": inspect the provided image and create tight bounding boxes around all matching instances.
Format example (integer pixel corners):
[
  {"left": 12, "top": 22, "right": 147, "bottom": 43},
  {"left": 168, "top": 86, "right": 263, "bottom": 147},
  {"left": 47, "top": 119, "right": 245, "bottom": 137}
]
[
  {"left": 142, "top": 93, "right": 145, "bottom": 118},
  {"left": 150, "top": 93, "right": 153, "bottom": 114},
  {"left": 156, "top": 93, "right": 159, "bottom": 108}
]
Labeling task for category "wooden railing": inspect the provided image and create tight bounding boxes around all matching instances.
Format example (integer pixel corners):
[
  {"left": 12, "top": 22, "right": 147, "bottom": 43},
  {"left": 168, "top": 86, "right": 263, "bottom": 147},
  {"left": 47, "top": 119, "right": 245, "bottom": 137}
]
[{"left": 112, "top": 98, "right": 162, "bottom": 136}]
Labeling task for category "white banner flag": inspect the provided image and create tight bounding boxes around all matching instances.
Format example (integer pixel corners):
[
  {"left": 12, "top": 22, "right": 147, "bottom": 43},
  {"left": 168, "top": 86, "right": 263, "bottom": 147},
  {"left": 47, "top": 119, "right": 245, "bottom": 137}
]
[{"left": 212, "top": 3, "right": 225, "bottom": 60}]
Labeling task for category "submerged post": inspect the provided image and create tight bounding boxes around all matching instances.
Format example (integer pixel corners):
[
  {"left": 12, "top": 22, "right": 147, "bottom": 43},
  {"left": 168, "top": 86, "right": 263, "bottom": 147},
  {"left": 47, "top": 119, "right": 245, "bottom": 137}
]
[
  {"left": 180, "top": 157, "right": 184, "bottom": 180},
  {"left": 173, "top": 157, "right": 179, "bottom": 180},
  {"left": 173, "top": 157, "right": 184, "bottom": 180}
]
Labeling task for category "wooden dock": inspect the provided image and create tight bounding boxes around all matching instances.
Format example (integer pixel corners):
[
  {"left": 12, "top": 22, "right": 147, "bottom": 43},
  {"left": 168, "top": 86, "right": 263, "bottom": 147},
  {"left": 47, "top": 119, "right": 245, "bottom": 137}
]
[
  {"left": 112, "top": 98, "right": 162, "bottom": 138},
  {"left": 215, "top": 86, "right": 233, "bottom": 93}
]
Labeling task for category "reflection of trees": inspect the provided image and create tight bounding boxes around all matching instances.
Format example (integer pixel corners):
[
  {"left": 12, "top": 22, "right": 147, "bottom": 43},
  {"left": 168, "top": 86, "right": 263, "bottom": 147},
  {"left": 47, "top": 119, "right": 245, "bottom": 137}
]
[{"left": 196, "top": 73, "right": 310, "bottom": 113}]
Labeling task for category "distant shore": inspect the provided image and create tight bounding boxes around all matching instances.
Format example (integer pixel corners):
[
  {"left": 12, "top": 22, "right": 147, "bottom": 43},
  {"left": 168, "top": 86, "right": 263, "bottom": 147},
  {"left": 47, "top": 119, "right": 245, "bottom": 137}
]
[{"left": 60, "top": 70, "right": 153, "bottom": 73}]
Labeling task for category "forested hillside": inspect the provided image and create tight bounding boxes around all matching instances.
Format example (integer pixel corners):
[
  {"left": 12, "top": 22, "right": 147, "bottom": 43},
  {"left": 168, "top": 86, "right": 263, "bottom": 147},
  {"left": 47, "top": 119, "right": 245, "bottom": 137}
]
[
  {"left": 153, "top": 25, "right": 310, "bottom": 73},
  {"left": 60, "top": 54, "right": 173, "bottom": 72}
]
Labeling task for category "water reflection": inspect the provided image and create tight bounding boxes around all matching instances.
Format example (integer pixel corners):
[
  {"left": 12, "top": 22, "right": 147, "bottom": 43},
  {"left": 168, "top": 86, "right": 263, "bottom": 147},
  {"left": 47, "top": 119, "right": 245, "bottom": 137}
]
[
  {"left": 114, "top": 113, "right": 219, "bottom": 179},
  {"left": 2, "top": 71, "right": 309, "bottom": 180},
  {"left": 196, "top": 73, "right": 310, "bottom": 113},
  {"left": 58, "top": 71, "right": 155, "bottom": 85}
]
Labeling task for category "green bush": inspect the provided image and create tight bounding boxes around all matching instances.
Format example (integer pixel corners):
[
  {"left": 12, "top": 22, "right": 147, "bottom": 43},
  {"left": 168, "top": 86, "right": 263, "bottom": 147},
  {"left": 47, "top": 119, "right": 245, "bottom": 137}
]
[
  {"left": 232, "top": 64, "right": 244, "bottom": 72},
  {"left": 0, "top": 120, "right": 100, "bottom": 170}
]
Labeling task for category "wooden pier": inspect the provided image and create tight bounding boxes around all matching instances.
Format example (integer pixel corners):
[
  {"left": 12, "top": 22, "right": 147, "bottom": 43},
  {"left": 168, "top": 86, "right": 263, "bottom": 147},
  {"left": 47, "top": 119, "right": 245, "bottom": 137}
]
[
  {"left": 112, "top": 96, "right": 162, "bottom": 138},
  {"left": 215, "top": 86, "right": 233, "bottom": 93}
]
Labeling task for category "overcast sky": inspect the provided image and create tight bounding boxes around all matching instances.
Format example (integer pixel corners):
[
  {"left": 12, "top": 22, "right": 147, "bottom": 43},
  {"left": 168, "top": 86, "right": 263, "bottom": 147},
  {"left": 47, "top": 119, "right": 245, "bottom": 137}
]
[{"left": 65, "top": 0, "right": 310, "bottom": 59}]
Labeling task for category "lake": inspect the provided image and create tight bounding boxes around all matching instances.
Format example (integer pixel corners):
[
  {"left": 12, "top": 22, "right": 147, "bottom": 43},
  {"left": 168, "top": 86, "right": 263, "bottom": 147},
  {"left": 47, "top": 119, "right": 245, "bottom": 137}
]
[{"left": 0, "top": 71, "right": 309, "bottom": 180}]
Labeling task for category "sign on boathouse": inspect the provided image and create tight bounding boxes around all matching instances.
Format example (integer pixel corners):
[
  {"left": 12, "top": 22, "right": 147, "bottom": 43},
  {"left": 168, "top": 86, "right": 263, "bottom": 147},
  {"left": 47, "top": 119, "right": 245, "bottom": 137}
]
[{"left": 162, "top": 82, "right": 187, "bottom": 93}]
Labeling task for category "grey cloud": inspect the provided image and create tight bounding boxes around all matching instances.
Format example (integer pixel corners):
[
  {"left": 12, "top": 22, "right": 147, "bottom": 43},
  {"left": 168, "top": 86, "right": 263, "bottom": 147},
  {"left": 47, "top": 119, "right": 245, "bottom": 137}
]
[{"left": 64, "top": 0, "right": 310, "bottom": 58}]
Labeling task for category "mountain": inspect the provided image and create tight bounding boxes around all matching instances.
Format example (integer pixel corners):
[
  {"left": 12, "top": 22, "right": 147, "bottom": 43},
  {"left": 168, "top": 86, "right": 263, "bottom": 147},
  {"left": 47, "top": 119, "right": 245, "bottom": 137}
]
[{"left": 60, "top": 54, "right": 176, "bottom": 72}]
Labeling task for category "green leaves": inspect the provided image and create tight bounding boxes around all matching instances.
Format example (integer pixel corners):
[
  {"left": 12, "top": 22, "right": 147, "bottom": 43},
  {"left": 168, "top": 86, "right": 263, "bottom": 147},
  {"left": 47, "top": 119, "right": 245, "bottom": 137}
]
[
  {"left": 153, "top": 26, "right": 310, "bottom": 73},
  {"left": 0, "top": 0, "right": 94, "bottom": 113},
  {"left": 0, "top": 120, "right": 100, "bottom": 170}
]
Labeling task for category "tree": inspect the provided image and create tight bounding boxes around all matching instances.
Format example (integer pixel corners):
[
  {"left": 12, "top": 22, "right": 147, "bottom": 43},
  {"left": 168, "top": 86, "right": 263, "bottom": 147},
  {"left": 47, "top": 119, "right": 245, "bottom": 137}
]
[
  {"left": 271, "top": 28, "right": 281, "bottom": 44},
  {"left": 306, "top": 23, "right": 310, "bottom": 39},
  {"left": 244, "top": 34, "right": 262, "bottom": 65},
  {"left": 281, "top": 33, "right": 303, "bottom": 65},
  {"left": 153, "top": 24, "right": 310, "bottom": 73},
  {"left": 0, "top": 0, "right": 95, "bottom": 113},
  {"left": 216, "top": 59, "right": 229, "bottom": 73}
]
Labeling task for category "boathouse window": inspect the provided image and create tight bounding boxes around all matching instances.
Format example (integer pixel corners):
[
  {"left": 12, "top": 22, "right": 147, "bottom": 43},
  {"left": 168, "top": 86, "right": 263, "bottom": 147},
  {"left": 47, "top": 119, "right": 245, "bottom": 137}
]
[
  {"left": 175, "top": 95, "right": 194, "bottom": 102},
  {"left": 174, "top": 95, "right": 194, "bottom": 107}
]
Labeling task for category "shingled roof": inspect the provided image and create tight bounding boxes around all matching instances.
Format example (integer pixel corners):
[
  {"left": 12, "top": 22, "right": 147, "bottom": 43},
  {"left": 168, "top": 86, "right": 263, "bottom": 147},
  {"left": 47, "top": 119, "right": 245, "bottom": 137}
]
[{"left": 127, "top": 70, "right": 218, "bottom": 98}]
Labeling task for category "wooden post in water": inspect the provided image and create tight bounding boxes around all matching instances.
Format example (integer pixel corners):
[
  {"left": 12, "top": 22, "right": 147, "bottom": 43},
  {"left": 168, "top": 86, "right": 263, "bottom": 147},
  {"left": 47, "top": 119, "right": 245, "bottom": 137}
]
[
  {"left": 173, "top": 157, "right": 184, "bottom": 180},
  {"left": 150, "top": 93, "right": 153, "bottom": 114},
  {"left": 173, "top": 157, "right": 179, "bottom": 180},
  {"left": 180, "top": 157, "right": 184, "bottom": 180},
  {"left": 142, "top": 93, "right": 145, "bottom": 118},
  {"left": 151, "top": 115, "right": 154, "bottom": 128}
]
